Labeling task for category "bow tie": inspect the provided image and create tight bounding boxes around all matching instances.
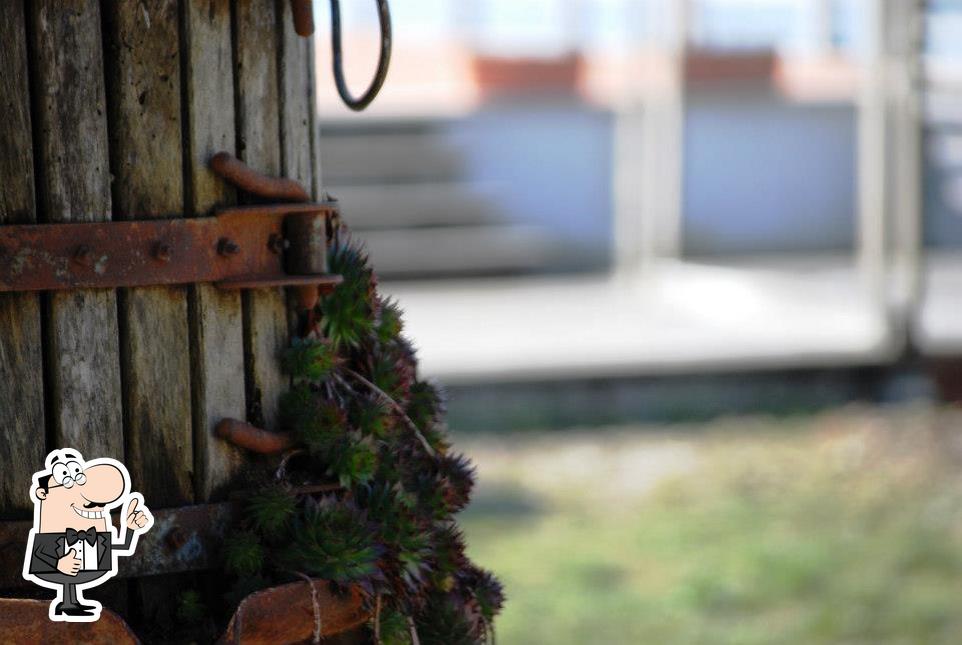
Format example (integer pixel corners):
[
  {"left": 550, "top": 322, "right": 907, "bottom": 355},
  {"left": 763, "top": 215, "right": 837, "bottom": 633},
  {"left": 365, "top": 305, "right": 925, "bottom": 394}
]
[{"left": 66, "top": 528, "right": 97, "bottom": 546}]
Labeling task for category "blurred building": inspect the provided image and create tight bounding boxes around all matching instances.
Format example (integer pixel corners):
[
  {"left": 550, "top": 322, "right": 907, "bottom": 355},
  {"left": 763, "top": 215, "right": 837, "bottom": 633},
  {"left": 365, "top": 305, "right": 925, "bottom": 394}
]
[{"left": 313, "top": 1, "right": 961, "bottom": 384}]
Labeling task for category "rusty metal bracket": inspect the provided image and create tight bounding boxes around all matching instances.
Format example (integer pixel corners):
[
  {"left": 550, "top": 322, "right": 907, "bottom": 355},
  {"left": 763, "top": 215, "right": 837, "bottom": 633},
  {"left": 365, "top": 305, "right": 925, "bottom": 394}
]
[
  {"left": 0, "top": 152, "right": 343, "bottom": 310},
  {"left": 0, "top": 203, "right": 341, "bottom": 307},
  {"left": 220, "top": 578, "right": 368, "bottom": 643},
  {"left": 0, "top": 484, "right": 343, "bottom": 589},
  {"left": 0, "top": 582, "right": 365, "bottom": 644},
  {"left": 0, "top": 503, "right": 230, "bottom": 589},
  {"left": 1, "top": 508, "right": 366, "bottom": 642}
]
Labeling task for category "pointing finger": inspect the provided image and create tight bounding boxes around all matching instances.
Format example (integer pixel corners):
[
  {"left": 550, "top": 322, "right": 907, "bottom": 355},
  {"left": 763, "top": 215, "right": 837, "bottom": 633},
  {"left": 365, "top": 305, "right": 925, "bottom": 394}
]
[{"left": 126, "top": 497, "right": 140, "bottom": 519}]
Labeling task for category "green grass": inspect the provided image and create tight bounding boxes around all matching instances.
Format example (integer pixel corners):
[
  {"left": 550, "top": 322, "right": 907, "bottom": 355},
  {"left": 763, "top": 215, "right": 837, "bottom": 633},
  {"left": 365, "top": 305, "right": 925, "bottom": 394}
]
[{"left": 458, "top": 406, "right": 962, "bottom": 644}]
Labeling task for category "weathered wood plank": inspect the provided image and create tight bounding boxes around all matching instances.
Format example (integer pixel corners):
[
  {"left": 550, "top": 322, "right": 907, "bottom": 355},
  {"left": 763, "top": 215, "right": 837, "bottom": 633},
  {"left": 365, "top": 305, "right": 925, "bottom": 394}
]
[
  {"left": 277, "top": 0, "right": 319, "bottom": 340},
  {"left": 234, "top": 0, "right": 288, "bottom": 431},
  {"left": 278, "top": 0, "right": 314, "bottom": 192},
  {"left": 183, "top": 0, "right": 246, "bottom": 501},
  {"left": 0, "top": 0, "right": 45, "bottom": 516},
  {"left": 307, "top": 29, "right": 322, "bottom": 200},
  {"left": 28, "top": 1, "right": 127, "bottom": 613},
  {"left": 0, "top": 298, "right": 43, "bottom": 515},
  {"left": 103, "top": 0, "right": 192, "bottom": 508},
  {"left": 0, "top": 1, "right": 34, "bottom": 225},
  {"left": 233, "top": 0, "right": 281, "bottom": 177},
  {"left": 29, "top": 0, "right": 124, "bottom": 462}
]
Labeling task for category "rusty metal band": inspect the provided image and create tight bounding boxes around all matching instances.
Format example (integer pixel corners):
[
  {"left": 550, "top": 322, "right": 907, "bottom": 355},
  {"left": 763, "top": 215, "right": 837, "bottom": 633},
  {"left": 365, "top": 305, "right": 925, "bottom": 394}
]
[
  {"left": 0, "top": 503, "right": 230, "bottom": 589},
  {"left": 0, "top": 204, "right": 342, "bottom": 293}
]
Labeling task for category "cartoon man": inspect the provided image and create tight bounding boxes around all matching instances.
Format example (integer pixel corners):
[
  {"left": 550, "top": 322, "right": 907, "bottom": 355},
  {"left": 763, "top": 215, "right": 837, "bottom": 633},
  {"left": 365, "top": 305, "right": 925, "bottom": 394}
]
[{"left": 22, "top": 449, "right": 152, "bottom": 622}]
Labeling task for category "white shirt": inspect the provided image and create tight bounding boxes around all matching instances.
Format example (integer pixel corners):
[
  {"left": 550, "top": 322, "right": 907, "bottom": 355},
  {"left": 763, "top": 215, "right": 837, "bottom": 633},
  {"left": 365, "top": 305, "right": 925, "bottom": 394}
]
[{"left": 66, "top": 534, "right": 100, "bottom": 571}]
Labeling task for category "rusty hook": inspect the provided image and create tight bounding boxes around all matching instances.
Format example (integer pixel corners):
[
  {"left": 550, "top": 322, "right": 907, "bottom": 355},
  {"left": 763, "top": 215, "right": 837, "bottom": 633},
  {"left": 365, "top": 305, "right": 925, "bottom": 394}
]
[
  {"left": 216, "top": 418, "right": 294, "bottom": 454},
  {"left": 329, "top": 0, "right": 392, "bottom": 111},
  {"left": 210, "top": 152, "right": 310, "bottom": 203},
  {"left": 290, "top": 0, "right": 315, "bottom": 37},
  {"left": 288, "top": 0, "right": 391, "bottom": 112}
]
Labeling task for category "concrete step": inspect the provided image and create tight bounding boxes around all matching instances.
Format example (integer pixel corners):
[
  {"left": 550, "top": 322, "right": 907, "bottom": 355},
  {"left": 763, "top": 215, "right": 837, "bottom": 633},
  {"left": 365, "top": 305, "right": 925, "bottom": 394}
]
[
  {"left": 360, "top": 224, "right": 566, "bottom": 278},
  {"left": 331, "top": 181, "right": 505, "bottom": 230},
  {"left": 320, "top": 128, "right": 466, "bottom": 185}
]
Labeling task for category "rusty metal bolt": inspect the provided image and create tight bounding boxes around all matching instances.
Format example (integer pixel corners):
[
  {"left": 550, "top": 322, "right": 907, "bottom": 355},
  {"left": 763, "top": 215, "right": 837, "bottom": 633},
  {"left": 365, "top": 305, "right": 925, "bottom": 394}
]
[
  {"left": 73, "top": 244, "right": 93, "bottom": 267},
  {"left": 152, "top": 242, "right": 172, "bottom": 263},
  {"left": 267, "top": 233, "right": 289, "bottom": 255},
  {"left": 165, "top": 526, "right": 188, "bottom": 552},
  {"left": 218, "top": 237, "right": 240, "bottom": 257}
]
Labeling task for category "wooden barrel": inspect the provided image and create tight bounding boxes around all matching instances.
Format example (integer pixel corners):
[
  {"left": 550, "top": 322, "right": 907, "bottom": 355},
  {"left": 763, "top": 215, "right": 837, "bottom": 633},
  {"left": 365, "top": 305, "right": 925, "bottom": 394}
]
[{"left": 0, "top": 1, "right": 351, "bottom": 640}]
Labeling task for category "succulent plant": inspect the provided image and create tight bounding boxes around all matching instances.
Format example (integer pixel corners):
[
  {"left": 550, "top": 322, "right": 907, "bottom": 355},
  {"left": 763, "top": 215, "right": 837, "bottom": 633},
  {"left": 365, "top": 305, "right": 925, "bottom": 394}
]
[
  {"left": 350, "top": 397, "right": 395, "bottom": 440},
  {"left": 246, "top": 484, "right": 297, "bottom": 540},
  {"left": 278, "top": 383, "right": 317, "bottom": 429},
  {"left": 415, "top": 593, "right": 478, "bottom": 645},
  {"left": 356, "top": 480, "right": 406, "bottom": 521},
  {"left": 435, "top": 453, "right": 476, "bottom": 514},
  {"left": 376, "top": 297, "right": 405, "bottom": 344},
  {"left": 224, "top": 531, "right": 264, "bottom": 577},
  {"left": 320, "top": 238, "right": 376, "bottom": 347},
  {"left": 282, "top": 337, "right": 339, "bottom": 381},
  {"left": 327, "top": 433, "right": 379, "bottom": 487},
  {"left": 295, "top": 401, "right": 347, "bottom": 457},
  {"left": 460, "top": 563, "right": 505, "bottom": 626},
  {"left": 406, "top": 380, "right": 450, "bottom": 453},
  {"left": 367, "top": 342, "right": 416, "bottom": 406},
  {"left": 175, "top": 590, "right": 207, "bottom": 625},
  {"left": 222, "top": 229, "right": 501, "bottom": 643},
  {"left": 429, "top": 522, "right": 468, "bottom": 590},
  {"left": 282, "top": 498, "right": 382, "bottom": 588},
  {"left": 378, "top": 607, "right": 414, "bottom": 645}
]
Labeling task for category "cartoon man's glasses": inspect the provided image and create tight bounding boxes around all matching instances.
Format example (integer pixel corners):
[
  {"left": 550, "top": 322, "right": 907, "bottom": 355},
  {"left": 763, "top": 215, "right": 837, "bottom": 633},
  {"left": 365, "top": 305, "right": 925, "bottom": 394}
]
[{"left": 48, "top": 460, "right": 86, "bottom": 489}]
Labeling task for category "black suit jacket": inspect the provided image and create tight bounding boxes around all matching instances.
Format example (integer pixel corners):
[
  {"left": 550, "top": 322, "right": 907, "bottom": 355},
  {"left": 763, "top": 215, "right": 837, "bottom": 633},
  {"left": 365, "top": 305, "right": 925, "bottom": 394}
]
[{"left": 29, "top": 529, "right": 134, "bottom": 575}]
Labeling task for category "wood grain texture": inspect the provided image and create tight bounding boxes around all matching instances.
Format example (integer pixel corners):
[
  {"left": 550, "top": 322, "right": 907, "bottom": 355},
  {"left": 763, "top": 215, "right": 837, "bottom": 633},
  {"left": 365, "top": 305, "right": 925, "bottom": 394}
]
[
  {"left": 233, "top": 0, "right": 280, "bottom": 174},
  {"left": 307, "top": 27, "right": 323, "bottom": 199},
  {"left": 0, "top": 0, "right": 35, "bottom": 223},
  {"left": 0, "top": 296, "right": 44, "bottom": 516},
  {"left": 278, "top": 0, "right": 320, "bottom": 341},
  {"left": 0, "top": 0, "right": 44, "bottom": 516},
  {"left": 29, "top": 0, "right": 124, "bottom": 461},
  {"left": 183, "top": 0, "right": 246, "bottom": 501},
  {"left": 278, "top": 0, "right": 314, "bottom": 191},
  {"left": 234, "top": 0, "right": 288, "bottom": 431},
  {"left": 103, "top": 0, "right": 192, "bottom": 507}
]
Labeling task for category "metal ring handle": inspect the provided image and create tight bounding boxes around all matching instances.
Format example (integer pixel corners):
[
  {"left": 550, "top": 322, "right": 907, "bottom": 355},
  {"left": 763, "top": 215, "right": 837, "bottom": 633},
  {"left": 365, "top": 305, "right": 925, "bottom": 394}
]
[{"left": 329, "top": 0, "right": 392, "bottom": 111}]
